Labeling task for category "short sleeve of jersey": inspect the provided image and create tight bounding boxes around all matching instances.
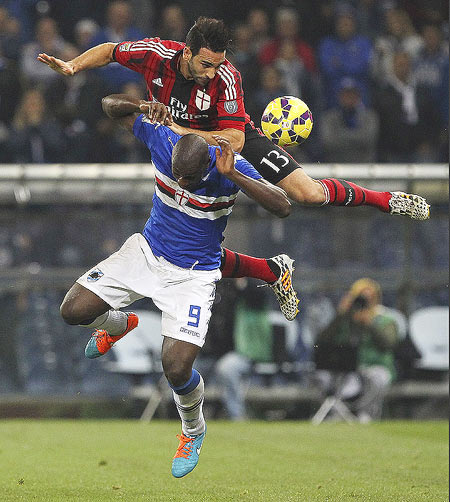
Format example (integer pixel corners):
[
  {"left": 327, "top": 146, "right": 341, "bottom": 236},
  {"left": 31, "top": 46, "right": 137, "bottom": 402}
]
[
  {"left": 234, "top": 153, "right": 262, "bottom": 181},
  {"left": 113, "top": 38, "right": 181, "bottom": 74},
  {"left": 133, "top": 114, "right": 179, "bottom": 172},
  {"left": 216, "top": 64, "right": 246, "bottom": 132},
  {"left": 113, "top": 39, "right": 148, "bottom": 74}
]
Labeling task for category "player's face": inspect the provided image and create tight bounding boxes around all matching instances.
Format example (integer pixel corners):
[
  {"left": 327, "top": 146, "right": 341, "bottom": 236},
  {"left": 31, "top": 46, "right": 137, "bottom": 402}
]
[{"left": 185, "top": 47, "right": 226, "bottom": 88}]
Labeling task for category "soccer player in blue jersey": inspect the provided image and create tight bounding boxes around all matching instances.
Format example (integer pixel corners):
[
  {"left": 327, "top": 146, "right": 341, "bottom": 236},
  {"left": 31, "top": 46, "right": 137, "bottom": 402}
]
[{"left": 59, "top": 95, "right": 291, "bottom": 478}]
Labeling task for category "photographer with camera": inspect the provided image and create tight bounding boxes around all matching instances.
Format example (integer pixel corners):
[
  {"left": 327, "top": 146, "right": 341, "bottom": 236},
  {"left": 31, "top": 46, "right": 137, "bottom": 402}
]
[{"left": 314, "top": 278, "right": 400, "bottom": 422}]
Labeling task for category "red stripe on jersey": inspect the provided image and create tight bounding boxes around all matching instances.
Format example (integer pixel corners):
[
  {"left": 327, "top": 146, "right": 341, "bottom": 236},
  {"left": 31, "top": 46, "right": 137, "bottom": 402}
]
[
  {"left": 156, "top": 176, "right": 176, "bottom": 196},
  {"left": 188, "top": 197, "right": 236, "bottom": 211}
]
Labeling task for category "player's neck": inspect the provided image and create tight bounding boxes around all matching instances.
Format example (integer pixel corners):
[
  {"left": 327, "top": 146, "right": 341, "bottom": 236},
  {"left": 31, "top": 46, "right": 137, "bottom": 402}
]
[{"left": 178, "top": 57, "right": 192, "bottom": 80}]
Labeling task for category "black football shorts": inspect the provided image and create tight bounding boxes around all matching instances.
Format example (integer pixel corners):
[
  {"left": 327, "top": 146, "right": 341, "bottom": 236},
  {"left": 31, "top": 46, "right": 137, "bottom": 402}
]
[{"left": 241, "top": 125, "right": 302, "bottom": 185}]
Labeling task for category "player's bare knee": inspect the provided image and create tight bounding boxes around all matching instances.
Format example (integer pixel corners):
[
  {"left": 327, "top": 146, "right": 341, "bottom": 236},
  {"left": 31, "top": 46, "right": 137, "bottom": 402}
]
[
  {"left": 60, "top": 300, "right": 81, "bottom": 325},
  {"left": 61, "top": 296, "right": 98, "bottom": 325},
  {"left": 162, "top": 337, "right": 199, "bottom": 387},
  {"left": 163, "top": 360, "right": 193, "bottom": 388},
  {"left": 292, "top": 180, "right": 325, "bottom": 205},
  {"left": 60, "top": 283, "right": 110, "bottom": 325},
  {"left": 278, "top": 173, "right": 326, "bottom": 206},
  {"left": 60, "top": 297, "right": 91, "bottom": 325}
]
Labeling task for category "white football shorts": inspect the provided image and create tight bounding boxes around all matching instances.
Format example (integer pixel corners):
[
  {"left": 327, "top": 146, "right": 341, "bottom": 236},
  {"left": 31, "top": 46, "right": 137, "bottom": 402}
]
[{"left": 77, "top": 233, "right": 221, "bottom": 347}]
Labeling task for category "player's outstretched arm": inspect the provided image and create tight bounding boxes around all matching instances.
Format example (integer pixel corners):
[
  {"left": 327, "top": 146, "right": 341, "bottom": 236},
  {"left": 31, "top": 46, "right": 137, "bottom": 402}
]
[
  {"left": 102, "top": 94, "right": 173, "bottom": 131},
  {"left": 214, "top": 135, "right": 290, "bottom": 218},
  {"left": 37, "top": 43, "right": 116, "bottom": 76},
  {"left": 170, "top": 122, "right": 245, "bottom": 153}
]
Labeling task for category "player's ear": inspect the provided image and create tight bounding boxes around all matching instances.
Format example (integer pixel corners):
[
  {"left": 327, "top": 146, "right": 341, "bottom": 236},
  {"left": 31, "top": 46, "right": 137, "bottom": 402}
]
[{"left": 183, "top": 47, "right": 192, "bottom": 61}]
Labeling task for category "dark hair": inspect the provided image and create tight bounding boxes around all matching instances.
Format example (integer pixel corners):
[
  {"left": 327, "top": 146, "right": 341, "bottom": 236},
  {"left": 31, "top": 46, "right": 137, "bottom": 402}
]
[
  {"left": 172, "top": 134, "right": 209, "bottom": 174},
  {"left": 185, "top": 17, "right": 231, "bottom": 55}
]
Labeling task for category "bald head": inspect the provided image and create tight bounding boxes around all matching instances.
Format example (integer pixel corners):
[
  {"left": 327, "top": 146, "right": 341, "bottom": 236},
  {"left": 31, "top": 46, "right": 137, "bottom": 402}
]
[{"left": 172, "top": 134, "right": 210, "bottom": 191}]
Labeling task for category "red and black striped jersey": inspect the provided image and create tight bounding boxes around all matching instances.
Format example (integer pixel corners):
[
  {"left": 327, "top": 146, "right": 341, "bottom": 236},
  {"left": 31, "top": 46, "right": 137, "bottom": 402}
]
[{"left": 113, "top": 37, "right": 251, "bottom": 132}]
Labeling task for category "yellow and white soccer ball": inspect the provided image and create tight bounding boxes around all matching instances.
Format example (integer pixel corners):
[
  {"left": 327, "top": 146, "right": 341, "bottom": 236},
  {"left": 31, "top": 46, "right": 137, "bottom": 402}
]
[{"left": 261, "top": 96, "right": 313, "bottom": 147}]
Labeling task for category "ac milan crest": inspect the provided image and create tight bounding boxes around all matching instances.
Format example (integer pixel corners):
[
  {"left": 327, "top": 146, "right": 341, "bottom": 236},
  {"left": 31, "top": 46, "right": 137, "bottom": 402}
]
[{"left": 195, "top": 90, "right": 211, "bottom": 111}]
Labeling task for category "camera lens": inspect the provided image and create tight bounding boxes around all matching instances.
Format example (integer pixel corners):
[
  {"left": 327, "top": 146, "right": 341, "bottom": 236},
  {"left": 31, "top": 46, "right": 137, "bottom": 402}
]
[{"left": 352, "top": 295, "right": 368, "bottom": 310}]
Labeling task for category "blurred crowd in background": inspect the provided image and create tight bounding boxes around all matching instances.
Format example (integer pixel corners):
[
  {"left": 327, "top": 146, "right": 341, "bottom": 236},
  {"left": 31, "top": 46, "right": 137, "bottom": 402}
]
[{"left": 0, "top": 0, "right": 448, "bottom": 165}]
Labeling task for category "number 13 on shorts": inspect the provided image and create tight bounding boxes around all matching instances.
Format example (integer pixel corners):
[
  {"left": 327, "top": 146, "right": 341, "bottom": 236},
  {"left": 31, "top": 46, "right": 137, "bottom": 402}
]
[
  {"left": 260, "top": 150, "right": 289, "bottom": 173},
  {"left": 188, "top": 305, "right": 201, "bottom": 327}
]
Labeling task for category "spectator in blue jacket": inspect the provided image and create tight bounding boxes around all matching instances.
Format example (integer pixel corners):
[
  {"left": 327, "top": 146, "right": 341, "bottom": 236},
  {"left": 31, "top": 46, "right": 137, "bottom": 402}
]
[
  {"left": 319, "top": 7, "right": 373, "bottom": 108},
  {"left": 320, "top": 77, "right": 379, "bottom": 163}
]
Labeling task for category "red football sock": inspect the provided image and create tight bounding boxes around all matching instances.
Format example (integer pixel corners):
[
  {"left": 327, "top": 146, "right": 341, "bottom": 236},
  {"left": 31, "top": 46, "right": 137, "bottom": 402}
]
[
  {"left": 318, "top": 178, "right": 392, "bottom": 212},
  {"left": 220, "top": 248, "right": 278, "bottom": 282}
]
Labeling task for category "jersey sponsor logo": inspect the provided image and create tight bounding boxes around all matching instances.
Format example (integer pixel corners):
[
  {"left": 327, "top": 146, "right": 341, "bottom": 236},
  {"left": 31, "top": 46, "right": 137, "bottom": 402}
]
[
  {"left": 170, "top": 96, "right": 188, "bottom": 113},
  {"left": 152, "top": 77, "right": 163, "bottom": 87},
  {"left": 118, "top": 42, "right": 132, "bottom": 52},
  {"left": 175, "top": 190, "right": 189, "bottom": 206},
  {"left": 195, "top": 90, "right": 211, "bottom": 111},
  {"left": 168, "top": 107, "right": 209, "bottom": 121},
  {"left": 87, "top": 268, "right": 104, "bottom": 282},
  {"left": 168, "top": 97, "right": 209, "bottom": 121},
  {"left": 224, "top": 100, "right": 238, "bottom": 114}
]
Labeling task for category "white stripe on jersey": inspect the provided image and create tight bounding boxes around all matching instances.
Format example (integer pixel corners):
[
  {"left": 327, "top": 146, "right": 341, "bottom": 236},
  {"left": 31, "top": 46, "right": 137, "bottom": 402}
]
[
  {"left": 130, "top": 41, "right": 177, "bottom": 56},
  {"left": 155, "top": 186, "right": 236, "bottom": 220},
  {"left": 223, "top": 66, "right": 238, "bottom": 99},
  {"left": 155, "top": 168, "right": 238, "bottom": 206},
  {"left": 129, "top": 41, "right": 177, "bottom": 59},
  {"left": 218, "top": 66, "right": 237, "bottom": 100},
  {"left": 217, "top": 67, "right": 233, "bottom": 100},
  {"left": 129, "top": 44, "right": 177, "bottom": 59}
]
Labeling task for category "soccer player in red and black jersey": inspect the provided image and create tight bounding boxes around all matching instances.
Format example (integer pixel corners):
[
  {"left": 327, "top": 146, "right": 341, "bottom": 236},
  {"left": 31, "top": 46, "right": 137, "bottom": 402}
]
[{"left": 38, "top": 17, "right": 430, "bottom": 289}]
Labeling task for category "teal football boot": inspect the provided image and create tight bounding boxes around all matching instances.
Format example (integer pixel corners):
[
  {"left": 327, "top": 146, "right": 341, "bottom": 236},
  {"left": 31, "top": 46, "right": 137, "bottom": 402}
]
[{"left": 171, "top": 427, "right": 206, "bottom": 478}]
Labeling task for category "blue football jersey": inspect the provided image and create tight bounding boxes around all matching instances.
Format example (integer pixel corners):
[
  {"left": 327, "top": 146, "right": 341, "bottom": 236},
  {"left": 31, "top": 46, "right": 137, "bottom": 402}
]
[{"left": 133, "top": 114, "right": 262, "bottom": 270}]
